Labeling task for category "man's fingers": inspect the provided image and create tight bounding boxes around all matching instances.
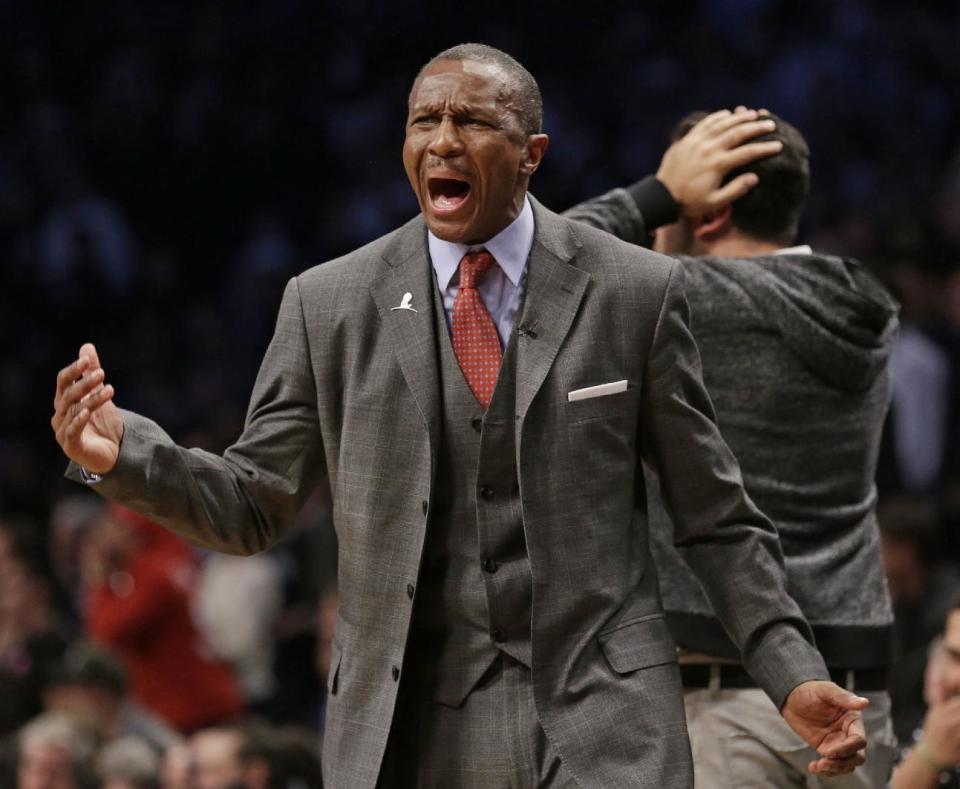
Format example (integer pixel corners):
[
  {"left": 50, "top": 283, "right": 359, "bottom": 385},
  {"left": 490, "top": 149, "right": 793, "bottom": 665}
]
[
  {"left": 718, "top": 118, "right": 777, "bottom": 149},
  {"left": 59, "top": 383, "right": 113, "bottom": 451},
  {"left": 55, "top": 403, "right": 78, "bottom": 447},
  {"left": 80, "top": 383, "right": 114, "bottom": 414},
  {"left": 722, "top": 140, "right": 784, "bottom": 171},
  {"left": 694, "top": 109, "right": 733, "bottom": 131},
  {"left": 694, "top": 107, "right": 760, "bottom": 139},
  {"left": 812, "top": 750, "right": 866, "bottom": 772},
  {"left": 809, "top": 750, "right": 866, "bottom": 776},
  {"left": 683, "top": 109, "right": 735, "bottom": 140},
  {"left": 55, "top": 356, "right": 90, "bottom": 401},
  {"left": 57, "top": 368, "right": 106, "bottom": 420},
  {"left": 710, "top": 108, "right": 762, "bottom": 136},
  {"left": 821, "top": 730, "right": 867, "bottom": 759},
  {"left": 79, "top": 342, "right": 102, "bottom": 370},
  {"left": 62, "top": 406, "right": 93, "bottom": 448},
  {"left": 708, "top": 174, "right": 760, "bottom": 209},
  {"left": 831, "top": 690, "right": 870, "bottom": 712}
]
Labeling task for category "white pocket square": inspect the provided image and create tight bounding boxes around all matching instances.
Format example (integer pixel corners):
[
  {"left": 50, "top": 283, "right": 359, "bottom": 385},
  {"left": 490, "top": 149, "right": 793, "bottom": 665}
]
[{"left": 567, "top": 380, "right": 628, "bottom": 402}]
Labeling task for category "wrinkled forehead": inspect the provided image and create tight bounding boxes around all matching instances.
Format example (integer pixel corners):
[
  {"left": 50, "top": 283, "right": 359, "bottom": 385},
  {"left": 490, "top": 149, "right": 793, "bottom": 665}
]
[{"left": 409, "top": 59, "right": 516, "bottom": 112}]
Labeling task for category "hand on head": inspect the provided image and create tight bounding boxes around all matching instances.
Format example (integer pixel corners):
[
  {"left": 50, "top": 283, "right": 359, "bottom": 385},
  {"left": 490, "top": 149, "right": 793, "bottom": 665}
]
[
  {"left": 780, "top": 679, "right": 870, "bottom": 776},
  {"left": 52, "top": 343, "right": 123, "bottom": 475},
  {"left": 655, "top": 107, "right": 782, "bottom": 218}
]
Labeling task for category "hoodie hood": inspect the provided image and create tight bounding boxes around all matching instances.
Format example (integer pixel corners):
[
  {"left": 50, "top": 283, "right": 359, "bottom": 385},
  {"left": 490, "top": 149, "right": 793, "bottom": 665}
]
[{"left": 700, "top": 253, "right": 900, "bottom": 392}]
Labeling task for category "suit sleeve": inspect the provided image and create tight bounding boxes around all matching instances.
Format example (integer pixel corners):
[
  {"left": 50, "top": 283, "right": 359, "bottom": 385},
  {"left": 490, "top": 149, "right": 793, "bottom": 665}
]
[
  {"left": 639, "top": 262, "right": 829, "bottom": 708},
  {"left": 562, "top": 176, "right": 679, "bottom": 244},
  {"left": 66, "top": 276, "right": 326, "bottom": 554}
]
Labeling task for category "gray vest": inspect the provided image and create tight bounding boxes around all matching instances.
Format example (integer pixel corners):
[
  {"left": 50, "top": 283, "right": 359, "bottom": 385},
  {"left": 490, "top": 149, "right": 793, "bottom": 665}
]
[{"left": 409, "top": 275, "right": 532, "bottom": 707}]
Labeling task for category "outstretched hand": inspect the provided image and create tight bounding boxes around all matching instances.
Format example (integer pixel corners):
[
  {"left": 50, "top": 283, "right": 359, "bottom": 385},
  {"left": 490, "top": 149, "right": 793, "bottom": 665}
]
[
  {"left": 52, "top": 343, "right": 123, "bottom": 474},
  {"left": 781, "top": 680, "right": 869, "bottom": 776},
  {"left": 656, "top": 107, "right": 783, "bottom": 218}
]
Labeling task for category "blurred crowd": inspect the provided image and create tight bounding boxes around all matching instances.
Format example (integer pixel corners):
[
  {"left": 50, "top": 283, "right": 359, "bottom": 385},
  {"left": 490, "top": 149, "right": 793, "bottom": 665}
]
[
  {"left": 0, "top": 498, "right": 335, "bottom": 788},
  {"left": 2, "top": 0, "right": 960, "bottom": 786}
]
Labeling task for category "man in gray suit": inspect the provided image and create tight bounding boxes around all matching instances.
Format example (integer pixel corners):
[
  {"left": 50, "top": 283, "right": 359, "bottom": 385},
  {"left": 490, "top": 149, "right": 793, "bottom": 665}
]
[
  {"left": 566, "top": 110, "right": 899, "bottom": 786},
  {"left": 53, "top": 44, "right": 868, "bottom": 788}
]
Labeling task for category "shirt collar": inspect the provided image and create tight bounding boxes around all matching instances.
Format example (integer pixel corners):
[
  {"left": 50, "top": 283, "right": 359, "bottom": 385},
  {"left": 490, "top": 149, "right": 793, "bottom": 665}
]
[
  {"left": 428, "top": 196, "right": 534, "bottom": 290},
  {"left": 774, "top": 244, "right": 813, "bottom": 256}
]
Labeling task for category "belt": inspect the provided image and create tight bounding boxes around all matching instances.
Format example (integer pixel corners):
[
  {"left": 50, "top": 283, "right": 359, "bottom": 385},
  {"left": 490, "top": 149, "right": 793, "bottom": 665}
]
[{"left": 680, "top": 663, "right": 888, "bottom": 692}]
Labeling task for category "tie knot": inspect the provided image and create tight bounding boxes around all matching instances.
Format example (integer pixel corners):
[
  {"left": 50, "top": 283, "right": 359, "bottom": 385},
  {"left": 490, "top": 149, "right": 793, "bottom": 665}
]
[{"left": 459, "top": 250, "right": 496, "bottom": 289}]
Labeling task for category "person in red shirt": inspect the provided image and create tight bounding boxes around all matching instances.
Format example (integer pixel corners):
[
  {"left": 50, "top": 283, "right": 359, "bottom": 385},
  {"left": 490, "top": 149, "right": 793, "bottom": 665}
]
[{"left": 83, "top": 504, "right": 243, "bottom": 732}]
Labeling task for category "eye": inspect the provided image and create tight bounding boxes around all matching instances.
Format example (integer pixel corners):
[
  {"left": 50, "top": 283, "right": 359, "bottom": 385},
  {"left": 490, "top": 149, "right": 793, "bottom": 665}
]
[{"left": 464, "top": 117, "right": 493, "bottom": 129}]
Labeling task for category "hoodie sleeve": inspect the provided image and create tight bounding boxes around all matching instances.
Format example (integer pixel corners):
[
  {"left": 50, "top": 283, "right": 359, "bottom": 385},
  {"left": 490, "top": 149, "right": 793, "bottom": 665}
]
[{"left": 563, "top": 176, "right": 680, "bottom": 244}]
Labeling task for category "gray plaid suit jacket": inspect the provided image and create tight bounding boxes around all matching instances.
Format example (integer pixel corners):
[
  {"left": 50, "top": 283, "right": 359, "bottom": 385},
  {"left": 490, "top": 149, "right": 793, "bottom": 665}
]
[{"left": 71, "top": 196, "right": 828, "bottom": 788}]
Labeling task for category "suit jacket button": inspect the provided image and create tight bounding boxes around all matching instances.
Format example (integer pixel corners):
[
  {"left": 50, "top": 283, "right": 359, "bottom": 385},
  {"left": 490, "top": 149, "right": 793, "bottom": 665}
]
[
  {"left": 480, "top": 486, "right": 494, "bottom": 501},
  {"left": 482, "top": 558, "right": 498, "bottom": 574},
  {"left": 492, "top": 629, "right": 506, "bottom": 643},
  {"left": 471, "top": 416, "right": 483, "bottom": 433},
  {"left": 392, "top": 665, "right": 400, "bottom": 681},
  {"left": 406, "top": 583, "right": 415, "bottom": 599}
]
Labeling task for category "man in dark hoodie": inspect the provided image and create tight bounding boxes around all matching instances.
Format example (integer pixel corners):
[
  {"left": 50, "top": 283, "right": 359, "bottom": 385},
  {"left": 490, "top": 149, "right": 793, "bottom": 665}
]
[{"left": 565, "top": 109, "right": 899, "bottom": 787}]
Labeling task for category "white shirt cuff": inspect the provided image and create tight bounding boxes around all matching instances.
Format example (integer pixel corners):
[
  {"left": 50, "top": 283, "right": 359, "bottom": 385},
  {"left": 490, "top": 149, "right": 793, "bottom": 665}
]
[{"left": 78, "top": 467, "right": 104, "bottom": 484}]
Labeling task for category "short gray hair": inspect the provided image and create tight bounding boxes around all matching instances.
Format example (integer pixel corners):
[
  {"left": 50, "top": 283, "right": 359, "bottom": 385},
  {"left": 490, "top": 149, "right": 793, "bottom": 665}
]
[
  {"left": 97, "top": 736, "right": 161, "bottom": 787},
  {"left": 19, "top": 712, "right": 98, "bottom": 788},
  {"left": 415, "top": 43, "right": 543, "bottom": 136}
]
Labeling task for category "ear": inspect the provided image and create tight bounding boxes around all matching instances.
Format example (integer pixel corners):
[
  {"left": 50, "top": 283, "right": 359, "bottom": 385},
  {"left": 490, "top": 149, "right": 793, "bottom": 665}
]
[
  {"left": 520, "top": 133, "right": 549, "bottom": 176},
  {"left": 693, "top": 206, "right": 733, "bottom": 242}
]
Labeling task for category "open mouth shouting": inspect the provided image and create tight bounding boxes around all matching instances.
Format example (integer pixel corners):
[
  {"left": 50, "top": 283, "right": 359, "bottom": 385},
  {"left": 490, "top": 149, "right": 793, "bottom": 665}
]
[{"left": 427, "top": 174, "right": 472, "bottom": 215}]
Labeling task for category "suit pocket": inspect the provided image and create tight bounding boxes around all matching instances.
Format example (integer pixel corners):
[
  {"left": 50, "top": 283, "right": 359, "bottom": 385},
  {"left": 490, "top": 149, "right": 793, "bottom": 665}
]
[
  {"left": 598, "top": 615, "right": 678, "bottom": 674},
  {"left": 566, "top": 383, "right": 637, "bottom": 424}
]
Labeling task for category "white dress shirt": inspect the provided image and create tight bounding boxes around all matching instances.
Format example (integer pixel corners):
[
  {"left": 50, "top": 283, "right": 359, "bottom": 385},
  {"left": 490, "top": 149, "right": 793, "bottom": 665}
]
[{"left": 427, "top": 196, "right": 534, "bottom": 348}]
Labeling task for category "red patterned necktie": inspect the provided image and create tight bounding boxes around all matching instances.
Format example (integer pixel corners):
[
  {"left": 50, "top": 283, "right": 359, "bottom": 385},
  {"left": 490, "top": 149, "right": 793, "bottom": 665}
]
[{"left": 452, "top": 250, "right": 503, "bottom": 410}]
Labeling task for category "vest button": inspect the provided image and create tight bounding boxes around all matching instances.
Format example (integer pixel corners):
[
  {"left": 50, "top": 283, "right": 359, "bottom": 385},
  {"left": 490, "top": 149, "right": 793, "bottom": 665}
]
[
  {"left": 482, "top": 558, "right": 498, "bottom": 574},
  {"left": 471, "top": 416, "right": 483, "bottom": 433},
  {"left": 480, "top": 486, "right": 494, "bottom": 501},
  {"left": 392, "top": 665, "right": 400, "bottom": 681},
  {"left": 492, "top": 628, "right": 506, "bottom": 643},
  {"left": 406, "top": 583, "right": 415, "bottom": 599}
]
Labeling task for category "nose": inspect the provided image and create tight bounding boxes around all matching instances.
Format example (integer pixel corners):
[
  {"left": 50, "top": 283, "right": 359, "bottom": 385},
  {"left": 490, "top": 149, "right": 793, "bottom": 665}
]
[{"left": 427, "top": 116, "right": 463, "bottom": 158}]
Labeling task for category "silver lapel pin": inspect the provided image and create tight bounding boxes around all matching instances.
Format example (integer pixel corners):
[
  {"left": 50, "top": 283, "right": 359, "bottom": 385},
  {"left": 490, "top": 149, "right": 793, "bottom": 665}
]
[{"left": 390, "top": 292, "right": 418, "bottom": 313}]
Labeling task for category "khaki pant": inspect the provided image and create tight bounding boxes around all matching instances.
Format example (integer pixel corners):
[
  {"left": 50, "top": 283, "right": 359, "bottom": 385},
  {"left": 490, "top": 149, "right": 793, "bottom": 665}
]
[{"left": 684, "top": 687, "right": 897, "bottom": 788}]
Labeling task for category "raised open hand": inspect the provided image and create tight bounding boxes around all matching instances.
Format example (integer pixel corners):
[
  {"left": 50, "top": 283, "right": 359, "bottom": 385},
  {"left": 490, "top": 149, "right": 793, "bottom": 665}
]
[{"left": 52, "top": 342, "right": 123, "bottom": 474}]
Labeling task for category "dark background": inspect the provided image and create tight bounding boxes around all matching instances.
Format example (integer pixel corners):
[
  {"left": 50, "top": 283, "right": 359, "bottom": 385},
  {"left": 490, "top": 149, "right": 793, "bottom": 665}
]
[{"left": 2, "top": 1, "right": 958, "bottom": 517}]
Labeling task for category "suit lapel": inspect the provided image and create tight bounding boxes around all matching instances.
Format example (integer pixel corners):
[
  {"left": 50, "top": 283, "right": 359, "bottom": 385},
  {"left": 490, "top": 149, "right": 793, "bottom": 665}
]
[
  {"left": 515, "top": 198, "right": 590, "bottom": 419},
  {"left": 370, "top": 201, "right": 589, "bottom": 438},
  {"left": 369, "top": 217, "right": 442, "bottom": 455}
]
